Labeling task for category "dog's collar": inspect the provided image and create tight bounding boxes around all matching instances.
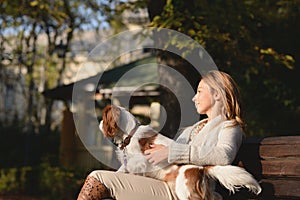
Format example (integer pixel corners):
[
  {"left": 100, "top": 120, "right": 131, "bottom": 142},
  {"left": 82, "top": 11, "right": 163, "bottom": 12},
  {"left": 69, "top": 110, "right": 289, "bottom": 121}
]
[{"left": 120, "top": 122, "right": 141, "bottom": 150}]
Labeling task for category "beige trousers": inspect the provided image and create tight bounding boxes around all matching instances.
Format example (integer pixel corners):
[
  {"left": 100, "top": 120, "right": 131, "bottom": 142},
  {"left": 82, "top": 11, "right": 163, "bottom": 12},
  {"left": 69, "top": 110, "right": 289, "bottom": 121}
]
[{"left": 89, "top": 170, "right": 178, "bottom": 200}]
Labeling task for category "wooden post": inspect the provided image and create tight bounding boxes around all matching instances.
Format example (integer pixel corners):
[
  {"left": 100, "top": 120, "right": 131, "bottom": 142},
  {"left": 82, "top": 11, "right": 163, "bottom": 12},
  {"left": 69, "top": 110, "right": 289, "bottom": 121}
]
[{"left": 60, "top": 108, "right": 76, "bottom": 167}]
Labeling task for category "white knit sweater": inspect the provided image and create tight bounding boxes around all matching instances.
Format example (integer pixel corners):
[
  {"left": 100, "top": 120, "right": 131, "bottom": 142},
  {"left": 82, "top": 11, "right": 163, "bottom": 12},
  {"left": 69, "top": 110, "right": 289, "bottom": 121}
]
[{"left": 168, "top": 115, "right": 243, "bottom": 166}]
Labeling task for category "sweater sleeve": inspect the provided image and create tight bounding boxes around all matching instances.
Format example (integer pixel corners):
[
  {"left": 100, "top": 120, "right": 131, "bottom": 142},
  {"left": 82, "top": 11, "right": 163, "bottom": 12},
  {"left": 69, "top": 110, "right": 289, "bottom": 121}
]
[
  {"left": 167, "top": 126, "right": 193, "bottom": 163},
  {"left": 168, "top": 123, "right": 243, "bottom": 166}
]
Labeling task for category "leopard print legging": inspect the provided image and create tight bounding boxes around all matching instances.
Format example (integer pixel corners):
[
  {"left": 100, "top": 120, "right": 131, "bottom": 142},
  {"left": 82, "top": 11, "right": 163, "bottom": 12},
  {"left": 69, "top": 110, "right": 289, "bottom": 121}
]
[{"left": 77, "top": 176, "right": 112, "bottom": 200}]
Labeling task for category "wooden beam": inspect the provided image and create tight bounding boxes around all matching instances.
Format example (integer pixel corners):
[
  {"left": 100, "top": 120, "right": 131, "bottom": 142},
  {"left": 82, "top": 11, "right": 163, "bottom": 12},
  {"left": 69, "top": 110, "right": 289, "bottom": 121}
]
[
  {"left": 259, "top": 179, "right": 300, "bottom": 198},
  {"left": 261, "top": 159, "right": 300, "bottom": 177}
]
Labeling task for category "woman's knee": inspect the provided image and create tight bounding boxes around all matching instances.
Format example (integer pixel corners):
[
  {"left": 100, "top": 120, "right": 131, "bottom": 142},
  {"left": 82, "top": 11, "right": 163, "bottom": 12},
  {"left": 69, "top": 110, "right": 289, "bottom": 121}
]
[
  {"left": 89, "top": 170, "right": 102, "bottom": 177},
  {"left": 89, "top": 170, "right": 106, "bottom": 181},
  {"left": 89, "top": 170, "right": 116, "bottom": 183}
]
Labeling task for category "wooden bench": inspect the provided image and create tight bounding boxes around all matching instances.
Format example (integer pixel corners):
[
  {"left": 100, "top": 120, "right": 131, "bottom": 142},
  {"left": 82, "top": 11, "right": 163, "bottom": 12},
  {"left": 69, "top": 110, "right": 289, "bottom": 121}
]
[{"left": 217, "top": 136, "right": 300, "bottom": 200}]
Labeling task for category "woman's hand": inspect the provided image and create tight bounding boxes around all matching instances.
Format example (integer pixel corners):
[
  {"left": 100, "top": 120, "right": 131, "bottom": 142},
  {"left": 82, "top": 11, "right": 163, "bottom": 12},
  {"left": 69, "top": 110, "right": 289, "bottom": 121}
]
[{"left": 144, "top": 144, "right": 168, "bottom": 165}]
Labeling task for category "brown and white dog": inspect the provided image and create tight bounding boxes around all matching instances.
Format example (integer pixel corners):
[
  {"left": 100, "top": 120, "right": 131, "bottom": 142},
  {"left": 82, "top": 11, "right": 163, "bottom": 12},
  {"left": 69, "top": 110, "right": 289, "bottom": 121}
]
[{"left": 99, "top": 105, "right": 261, "bottom": 200}]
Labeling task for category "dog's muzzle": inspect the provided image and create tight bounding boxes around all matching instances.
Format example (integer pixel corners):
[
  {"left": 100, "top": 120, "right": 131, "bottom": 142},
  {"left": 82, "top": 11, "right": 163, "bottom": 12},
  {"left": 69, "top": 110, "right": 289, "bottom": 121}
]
[{"left": 110, "top": 138, "right": 119, "bottom": 147}]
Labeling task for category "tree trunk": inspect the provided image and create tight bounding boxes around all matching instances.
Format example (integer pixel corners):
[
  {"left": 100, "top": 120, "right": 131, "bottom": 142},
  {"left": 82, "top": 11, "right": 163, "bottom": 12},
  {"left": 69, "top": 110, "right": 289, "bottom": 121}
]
[
  {"left": 156, "top": 51, "right": 200, "bottom": 138},
  {"left": 147, "top": 0, "right": 201, "bottom": 138}
]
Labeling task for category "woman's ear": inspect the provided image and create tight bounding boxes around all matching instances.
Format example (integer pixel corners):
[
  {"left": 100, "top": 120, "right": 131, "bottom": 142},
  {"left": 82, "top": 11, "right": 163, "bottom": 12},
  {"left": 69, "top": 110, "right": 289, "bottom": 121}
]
[{"left": 213, "top": 91, "right": 221, "bottom": 101}]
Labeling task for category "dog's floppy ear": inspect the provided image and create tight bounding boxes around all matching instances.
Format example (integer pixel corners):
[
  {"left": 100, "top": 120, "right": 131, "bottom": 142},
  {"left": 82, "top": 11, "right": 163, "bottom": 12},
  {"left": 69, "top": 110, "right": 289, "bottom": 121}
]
[{"left": 102, "top": 105, "right": 121, "bottom": 138}]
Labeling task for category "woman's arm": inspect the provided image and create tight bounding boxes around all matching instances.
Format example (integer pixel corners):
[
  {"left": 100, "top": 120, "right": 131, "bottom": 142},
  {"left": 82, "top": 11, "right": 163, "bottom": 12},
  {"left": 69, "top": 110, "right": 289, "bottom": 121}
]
[
  {"left": 144, "top": 126, "right": 193, "bottom": 165},
  {"left": 168, "top": 124, "right": 243, "bottom": 166}
]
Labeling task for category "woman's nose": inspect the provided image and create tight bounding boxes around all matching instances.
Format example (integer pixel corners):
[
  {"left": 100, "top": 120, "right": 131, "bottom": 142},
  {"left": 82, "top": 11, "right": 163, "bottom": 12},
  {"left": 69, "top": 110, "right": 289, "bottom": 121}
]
[{"left": 192, "top": 95, "right": 196, "bottom": 102}]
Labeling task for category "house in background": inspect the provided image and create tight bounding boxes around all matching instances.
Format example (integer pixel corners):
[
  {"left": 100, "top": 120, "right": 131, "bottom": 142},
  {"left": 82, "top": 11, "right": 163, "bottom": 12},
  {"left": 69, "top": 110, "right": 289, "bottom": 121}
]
[
  {"left": 0, "top": 0, "right": 150, "bottom": 127},
  {"left": 43, "top": 56, "right": 162, "bottom": 170}
]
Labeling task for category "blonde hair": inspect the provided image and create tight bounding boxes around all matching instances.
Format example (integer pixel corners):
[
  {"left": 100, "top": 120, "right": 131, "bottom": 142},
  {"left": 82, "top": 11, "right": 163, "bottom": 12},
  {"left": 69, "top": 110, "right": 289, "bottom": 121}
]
[{"left": 202, "top": 70, "right": 244, "bottom": 129}]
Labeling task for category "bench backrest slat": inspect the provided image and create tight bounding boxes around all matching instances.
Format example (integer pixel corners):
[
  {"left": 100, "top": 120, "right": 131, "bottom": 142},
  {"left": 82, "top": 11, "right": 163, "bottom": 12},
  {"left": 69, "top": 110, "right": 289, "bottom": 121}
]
[
  {"left": 260, "top": 144, "right": 300, "bottom": 159},
  {"left": 261, "top": 160, "right": 300, "bottom": 177},
  {"left": 234, "top": 135, "right": 300, "bottom": 199},
  {"left": 260, "top": 179, "right": 300, "bottom": 198}
]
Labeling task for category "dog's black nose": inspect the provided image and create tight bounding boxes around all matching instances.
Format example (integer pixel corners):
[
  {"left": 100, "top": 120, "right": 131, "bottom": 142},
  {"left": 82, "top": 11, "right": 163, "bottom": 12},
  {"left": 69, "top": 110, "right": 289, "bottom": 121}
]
[{"left": 110, "top": 138, "right": 119, "bottom": 147}]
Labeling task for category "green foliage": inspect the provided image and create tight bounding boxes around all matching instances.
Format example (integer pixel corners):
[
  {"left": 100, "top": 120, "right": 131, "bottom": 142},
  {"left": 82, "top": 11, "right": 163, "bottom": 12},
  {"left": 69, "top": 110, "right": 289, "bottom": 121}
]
[
  {"left": 149, "top": 0, "right": 300, "bottom": 137},
  {"left": 0, "top": 168, "right": 19, "bottom": 193},
  {"left": 39, "top": 162, "right": 84, "bottom": 200},
  {"left": 0, "top": 167, "right": 38, "bottom": 195},
  {"left": 0, "top": 164, "right": 86, "bottom": 200},
  {"left": 0, "top": 123, "right": 105, "bottom": 199}
]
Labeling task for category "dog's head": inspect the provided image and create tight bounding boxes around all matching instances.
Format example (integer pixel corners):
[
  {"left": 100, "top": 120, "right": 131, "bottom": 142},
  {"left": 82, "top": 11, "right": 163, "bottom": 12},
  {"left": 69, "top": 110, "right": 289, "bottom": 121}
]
[{"left": 99, "top": 105, "right": 140, "bottom": 147}]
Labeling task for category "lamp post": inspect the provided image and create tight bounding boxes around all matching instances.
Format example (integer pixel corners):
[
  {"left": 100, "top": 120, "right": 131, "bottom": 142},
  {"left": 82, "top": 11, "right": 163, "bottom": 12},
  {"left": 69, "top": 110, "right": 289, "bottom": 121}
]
[
  {"left": 54, "top": 39, "right": 68, "bottom": 86},
  {"left": 54, "top": 39, "right": 67, "bottom": 58}
]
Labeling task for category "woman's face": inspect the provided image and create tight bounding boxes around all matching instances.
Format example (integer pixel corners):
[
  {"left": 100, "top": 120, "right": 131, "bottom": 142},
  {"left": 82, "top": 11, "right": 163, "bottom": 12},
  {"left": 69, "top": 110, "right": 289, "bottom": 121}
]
[{"left": 192, "top": 80, "right": 214, "bottom": 115}]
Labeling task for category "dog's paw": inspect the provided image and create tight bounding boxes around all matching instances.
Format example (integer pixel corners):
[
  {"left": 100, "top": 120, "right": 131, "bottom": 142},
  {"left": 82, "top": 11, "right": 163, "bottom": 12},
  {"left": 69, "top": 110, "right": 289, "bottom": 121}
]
[
  {"left": 127, "top": 162, "right": 147, "bottom": 174},
  {"left": 127, "top": 155, "right": 148, "bottom": 174}
]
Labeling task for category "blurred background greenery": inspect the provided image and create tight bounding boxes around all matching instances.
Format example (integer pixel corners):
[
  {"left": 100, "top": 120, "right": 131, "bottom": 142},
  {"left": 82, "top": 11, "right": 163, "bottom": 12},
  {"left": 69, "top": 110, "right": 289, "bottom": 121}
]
[{"left": 0, "top": 0, "right": 299, "bottom": 199}]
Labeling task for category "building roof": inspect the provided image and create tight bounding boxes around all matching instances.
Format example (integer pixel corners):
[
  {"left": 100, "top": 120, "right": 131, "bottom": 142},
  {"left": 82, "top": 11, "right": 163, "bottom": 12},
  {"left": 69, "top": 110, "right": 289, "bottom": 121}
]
[{"left": 42, "top": 56, "right": 159, "bottom": 101}]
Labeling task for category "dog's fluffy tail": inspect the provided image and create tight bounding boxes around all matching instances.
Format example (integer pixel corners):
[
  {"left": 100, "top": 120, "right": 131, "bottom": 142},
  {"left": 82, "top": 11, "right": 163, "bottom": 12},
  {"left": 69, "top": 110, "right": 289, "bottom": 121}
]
[{"left": 207, "top": 165, "right": 262, "bottom": 195}]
